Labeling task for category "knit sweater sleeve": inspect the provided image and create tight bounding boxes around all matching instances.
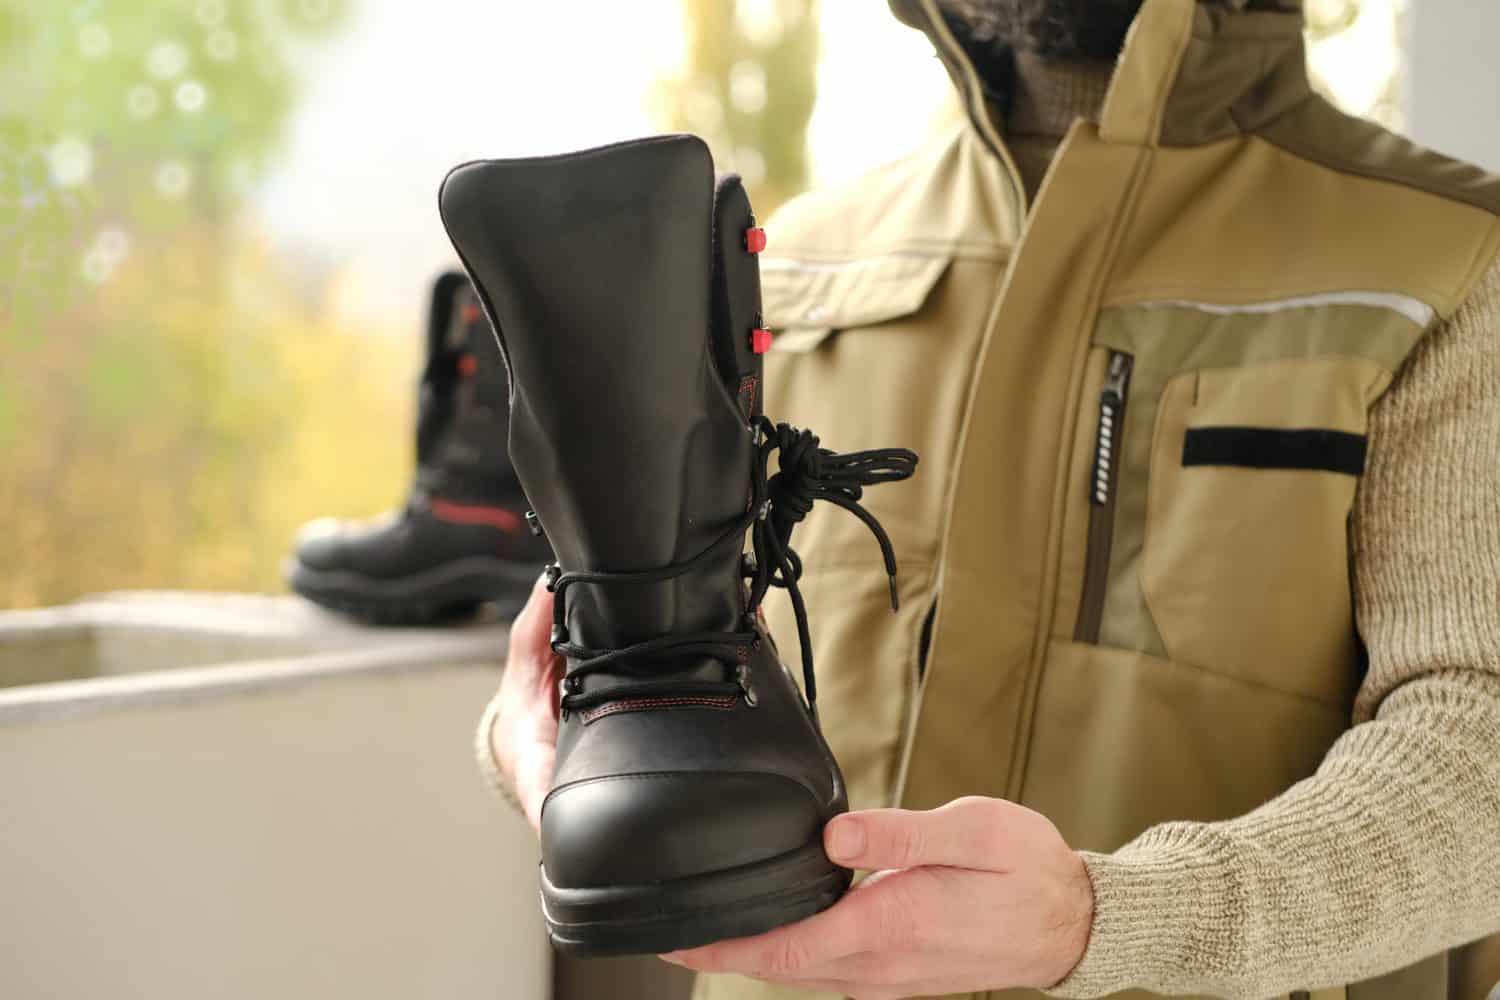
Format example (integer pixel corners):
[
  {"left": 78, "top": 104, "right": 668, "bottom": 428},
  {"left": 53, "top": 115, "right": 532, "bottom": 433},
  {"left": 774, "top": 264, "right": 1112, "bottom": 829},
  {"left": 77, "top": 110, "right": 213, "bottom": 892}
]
[{"left": 1051, "top": 256, "right": 1500, "bottom": 1000}]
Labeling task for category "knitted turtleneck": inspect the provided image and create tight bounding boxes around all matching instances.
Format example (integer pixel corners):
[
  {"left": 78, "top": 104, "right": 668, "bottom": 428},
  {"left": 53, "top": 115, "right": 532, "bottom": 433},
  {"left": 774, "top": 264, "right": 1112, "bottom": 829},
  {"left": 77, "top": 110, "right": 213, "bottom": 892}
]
[{"left": 1004, "top": 52, "right": 1117, "bottom": 201}]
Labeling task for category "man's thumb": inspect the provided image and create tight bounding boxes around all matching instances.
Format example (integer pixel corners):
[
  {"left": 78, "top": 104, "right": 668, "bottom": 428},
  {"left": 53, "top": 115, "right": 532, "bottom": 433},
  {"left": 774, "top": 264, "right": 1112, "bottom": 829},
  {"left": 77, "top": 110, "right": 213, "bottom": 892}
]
[{"left": 823, "top": 797, "right": 1019, "bottom": 872}]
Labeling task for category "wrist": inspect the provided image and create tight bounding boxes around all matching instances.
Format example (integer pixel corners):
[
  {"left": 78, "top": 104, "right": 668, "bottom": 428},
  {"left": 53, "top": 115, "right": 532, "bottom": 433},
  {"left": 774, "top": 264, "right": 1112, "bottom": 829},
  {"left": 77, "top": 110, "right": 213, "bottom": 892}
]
[
  {"left": 1046, "top": 836, "right": 1231, "bottom": 999},
  {"left": 1040, "top": 850, "right": 1096, "bottom": 990}
]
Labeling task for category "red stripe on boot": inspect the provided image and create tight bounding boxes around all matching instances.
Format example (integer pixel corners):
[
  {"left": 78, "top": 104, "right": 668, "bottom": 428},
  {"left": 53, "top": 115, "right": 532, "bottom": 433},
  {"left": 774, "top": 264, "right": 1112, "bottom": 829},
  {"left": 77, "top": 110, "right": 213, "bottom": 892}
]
[{"left": 429, "top": 499, "right": 522, "bottom": 533}]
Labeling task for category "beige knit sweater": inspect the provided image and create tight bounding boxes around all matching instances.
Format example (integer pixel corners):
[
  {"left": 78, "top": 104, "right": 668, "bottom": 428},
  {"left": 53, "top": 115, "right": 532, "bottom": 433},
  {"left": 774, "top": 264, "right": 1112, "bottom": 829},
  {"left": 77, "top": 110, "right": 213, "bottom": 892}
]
[{"left": 476, "top": 59, "right": 1500, "bottom": 1000}]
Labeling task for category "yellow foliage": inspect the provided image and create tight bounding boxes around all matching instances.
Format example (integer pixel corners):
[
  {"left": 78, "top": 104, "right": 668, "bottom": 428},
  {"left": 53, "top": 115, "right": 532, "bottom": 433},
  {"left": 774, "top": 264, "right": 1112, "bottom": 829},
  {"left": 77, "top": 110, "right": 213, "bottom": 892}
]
[{"left": 0, "top": 229, "right": 416, "bottom": 608}]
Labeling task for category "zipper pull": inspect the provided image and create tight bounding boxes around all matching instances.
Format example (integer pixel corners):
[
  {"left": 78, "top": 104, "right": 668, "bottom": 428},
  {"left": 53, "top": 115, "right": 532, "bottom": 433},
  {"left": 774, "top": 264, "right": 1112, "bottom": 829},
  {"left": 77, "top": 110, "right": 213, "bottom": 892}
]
[
  {"left": 1102, "top": 351, "right": 1131, "bottom": 404},
  {"left": 1092, "top": 352, "right": 1134, "bottom": 507}
]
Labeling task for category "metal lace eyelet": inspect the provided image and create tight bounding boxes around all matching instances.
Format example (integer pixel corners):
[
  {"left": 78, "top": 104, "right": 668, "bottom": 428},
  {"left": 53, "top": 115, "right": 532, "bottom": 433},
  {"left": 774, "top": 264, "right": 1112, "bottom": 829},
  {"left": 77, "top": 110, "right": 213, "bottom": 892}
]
[
  {"left": 543, "top": 562, "right": 561, "bottom": 591},
  {"left": 558, "top": 675, "right": 581, "bottom": 719},
  {"left": 736, "top": 664, "right": 758, "bottom": 708}
]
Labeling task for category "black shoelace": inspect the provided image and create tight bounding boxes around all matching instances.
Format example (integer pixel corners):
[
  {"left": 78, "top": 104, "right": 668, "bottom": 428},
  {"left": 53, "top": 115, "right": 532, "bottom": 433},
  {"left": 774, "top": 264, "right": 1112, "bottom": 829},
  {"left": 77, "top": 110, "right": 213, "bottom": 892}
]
[{"left": 549, "top": 416, "right": 917, "bottom": 719}]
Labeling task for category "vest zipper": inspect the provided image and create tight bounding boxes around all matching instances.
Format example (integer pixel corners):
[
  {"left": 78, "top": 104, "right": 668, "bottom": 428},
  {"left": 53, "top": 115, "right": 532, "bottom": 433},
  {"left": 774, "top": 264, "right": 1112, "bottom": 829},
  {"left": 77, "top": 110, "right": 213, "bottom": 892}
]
[
  {"left": 916, "top": 597, "right": 937, "bottom": 679},
  {"left": 1074, "top": 350, "right": 1134, "bottom": 643}
]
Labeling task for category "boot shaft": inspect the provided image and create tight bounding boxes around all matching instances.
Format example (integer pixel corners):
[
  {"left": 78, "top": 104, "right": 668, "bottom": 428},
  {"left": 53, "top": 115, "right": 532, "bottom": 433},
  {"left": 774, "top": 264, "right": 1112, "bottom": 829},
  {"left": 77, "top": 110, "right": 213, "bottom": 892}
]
[
  {"left": 415, "top": 271, "right": 521, "bottom": 503},
  {"left": 440, "top": 136, "right": 760, "bottom": 651}
]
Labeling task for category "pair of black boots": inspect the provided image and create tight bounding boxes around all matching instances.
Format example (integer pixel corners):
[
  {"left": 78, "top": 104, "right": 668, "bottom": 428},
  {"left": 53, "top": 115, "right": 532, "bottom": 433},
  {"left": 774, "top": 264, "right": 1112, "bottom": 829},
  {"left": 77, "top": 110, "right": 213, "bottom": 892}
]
[{"left": 294, "top": 136, "right": 918, "bottom": 957}]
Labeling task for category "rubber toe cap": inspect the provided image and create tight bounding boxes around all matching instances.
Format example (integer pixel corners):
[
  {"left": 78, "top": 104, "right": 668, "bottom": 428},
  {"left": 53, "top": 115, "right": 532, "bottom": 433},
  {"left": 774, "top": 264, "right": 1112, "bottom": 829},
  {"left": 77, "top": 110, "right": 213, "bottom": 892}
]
[{"left": 541, "top": 771, "right": 824, "bottom": 889}]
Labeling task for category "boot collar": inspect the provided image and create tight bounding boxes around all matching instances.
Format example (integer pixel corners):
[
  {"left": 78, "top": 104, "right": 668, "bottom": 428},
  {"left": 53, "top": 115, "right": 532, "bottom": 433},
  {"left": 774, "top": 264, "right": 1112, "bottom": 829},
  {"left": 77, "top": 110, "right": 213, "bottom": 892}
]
[{"left": 891, "top": 0, "right": 1312, "bottom": 149}]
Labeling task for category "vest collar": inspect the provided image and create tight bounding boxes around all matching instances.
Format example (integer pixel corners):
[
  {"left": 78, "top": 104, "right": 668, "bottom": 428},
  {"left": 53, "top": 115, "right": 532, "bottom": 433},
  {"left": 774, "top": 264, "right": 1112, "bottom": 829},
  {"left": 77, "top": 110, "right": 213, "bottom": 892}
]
[{"left": 892, "top": 0, "right": 1313, "bottom": 149}]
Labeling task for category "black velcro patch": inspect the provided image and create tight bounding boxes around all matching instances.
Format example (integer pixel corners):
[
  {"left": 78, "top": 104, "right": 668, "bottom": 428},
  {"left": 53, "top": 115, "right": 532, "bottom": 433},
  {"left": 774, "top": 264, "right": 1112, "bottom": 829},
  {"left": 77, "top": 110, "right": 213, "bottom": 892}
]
[{"left": 1182, "top": 427, "right": 1368, "bottom": 476}]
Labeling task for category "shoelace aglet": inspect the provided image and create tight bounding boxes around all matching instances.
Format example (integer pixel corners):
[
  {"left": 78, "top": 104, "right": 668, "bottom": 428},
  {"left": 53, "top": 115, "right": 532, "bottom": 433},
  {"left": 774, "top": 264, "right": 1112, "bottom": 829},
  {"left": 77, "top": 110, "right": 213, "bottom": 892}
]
[{"left": 888, "top": 574, "right": 900, "bottom": 612}]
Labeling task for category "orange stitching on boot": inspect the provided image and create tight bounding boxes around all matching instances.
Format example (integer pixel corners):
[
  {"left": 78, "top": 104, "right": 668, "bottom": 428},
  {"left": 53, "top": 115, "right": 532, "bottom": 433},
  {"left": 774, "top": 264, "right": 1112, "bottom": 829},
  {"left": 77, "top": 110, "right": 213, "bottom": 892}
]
[
  {"left": 737, "top": 375, "right": 758, "bottom": 418},
  {"left": 580, "top": 695, "right": 739, "bottom": 723}
]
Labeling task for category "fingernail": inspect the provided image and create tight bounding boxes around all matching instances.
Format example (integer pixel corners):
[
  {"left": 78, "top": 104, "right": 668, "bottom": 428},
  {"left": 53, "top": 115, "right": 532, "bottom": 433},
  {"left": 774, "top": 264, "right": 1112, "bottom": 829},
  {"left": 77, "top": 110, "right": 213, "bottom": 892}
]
[{"left": 827, "top": 816, "right": 865, "bottom": 862}]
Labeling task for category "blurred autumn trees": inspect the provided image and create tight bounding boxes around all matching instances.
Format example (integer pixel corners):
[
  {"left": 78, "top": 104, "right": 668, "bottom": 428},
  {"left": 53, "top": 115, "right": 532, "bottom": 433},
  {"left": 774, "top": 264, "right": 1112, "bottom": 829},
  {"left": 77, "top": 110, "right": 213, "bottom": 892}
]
[
  {"left": 654, "top": 0, "right": 819, "bottom": 216},
  {"left": 0, "top": 0, "right": 410, "bottom": 607},
  {"left": 0, "top": 0, "right": 827, "bottom": 609},
  {"left": 0, "top": 0, "right": 1396, "bottom": 609}
]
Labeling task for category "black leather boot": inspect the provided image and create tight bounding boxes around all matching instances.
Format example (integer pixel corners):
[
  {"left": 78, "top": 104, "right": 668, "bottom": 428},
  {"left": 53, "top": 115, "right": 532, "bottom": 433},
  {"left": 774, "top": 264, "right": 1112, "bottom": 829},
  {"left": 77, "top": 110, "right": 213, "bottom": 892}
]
[
  {"left": 440, "top": 135, "right": 917, "bottom": 955},
  {"left": 288, "top": 272, "right": 551, "bottom": 624}
]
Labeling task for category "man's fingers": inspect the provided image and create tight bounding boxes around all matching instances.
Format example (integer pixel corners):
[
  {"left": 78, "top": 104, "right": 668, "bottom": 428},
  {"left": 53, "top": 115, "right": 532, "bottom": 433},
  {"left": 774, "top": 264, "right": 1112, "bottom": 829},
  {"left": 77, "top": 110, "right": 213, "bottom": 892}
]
[
  {"left": 511, "top": 573, "right": 556, "bottom": 651},
  {"left": 662, "top": 961, "right": 864, "bottom": 1000},
  {"left": 824, "top": 796, "right": 1031, "bottom": 872},
  {"left": 664, "top": 868, "right": 951, "bottom": 982},
  {"left": 493, "top": 573, "right": 563, "bottom": 823},
  {"left": 663, "top": 879, "right": 889, "bottom": 976},
  {"left": 505, "top": 574, "right": 563, "bottom": 698},
  {"left": 513, "top": 737, "right": 554, "bottom": 833}
]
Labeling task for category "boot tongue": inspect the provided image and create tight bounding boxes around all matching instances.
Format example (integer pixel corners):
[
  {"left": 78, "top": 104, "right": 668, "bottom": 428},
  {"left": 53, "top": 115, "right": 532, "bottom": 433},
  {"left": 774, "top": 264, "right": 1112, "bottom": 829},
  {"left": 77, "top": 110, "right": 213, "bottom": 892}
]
[
  {"left": 567, "top": 167, "right": 768, "bottom": 701},
  {"left": 564, "top": 172, "right": 767, "bottom": 699},
  {"left": 575, "top": 656, "right": 730, "bottom": 699}
]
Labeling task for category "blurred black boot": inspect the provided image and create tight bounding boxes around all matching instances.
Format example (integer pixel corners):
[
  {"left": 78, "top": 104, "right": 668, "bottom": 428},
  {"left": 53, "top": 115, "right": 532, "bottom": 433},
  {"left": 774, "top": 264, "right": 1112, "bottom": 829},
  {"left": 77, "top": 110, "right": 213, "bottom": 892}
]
[
  {"left": 441, "top": 136, "right": 917, "bottom": 954},
  {"left": 288, "top": 272, "right": 550, "bottom": 624}
]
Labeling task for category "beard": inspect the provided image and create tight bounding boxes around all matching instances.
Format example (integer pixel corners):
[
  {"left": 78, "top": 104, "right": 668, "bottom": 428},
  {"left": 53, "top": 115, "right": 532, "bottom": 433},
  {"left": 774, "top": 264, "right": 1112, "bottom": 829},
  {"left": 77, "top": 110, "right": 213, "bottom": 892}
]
[{"left": 937, "top": 0, "right": 1145, "bottom": 63}]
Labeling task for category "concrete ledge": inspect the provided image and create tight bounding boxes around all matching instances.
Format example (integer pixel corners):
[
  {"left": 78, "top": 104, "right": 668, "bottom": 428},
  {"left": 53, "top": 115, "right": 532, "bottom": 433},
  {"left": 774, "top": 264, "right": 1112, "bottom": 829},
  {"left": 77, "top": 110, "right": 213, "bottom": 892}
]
[
  {"left": 0, "top": 590, "right": 511, "bottom": 723},
  {"left": 0, "top": 630, "right": 509, "bottom": 726},
  {"left": 0, "top": 590, "right": 546, "bottom": 1000}
]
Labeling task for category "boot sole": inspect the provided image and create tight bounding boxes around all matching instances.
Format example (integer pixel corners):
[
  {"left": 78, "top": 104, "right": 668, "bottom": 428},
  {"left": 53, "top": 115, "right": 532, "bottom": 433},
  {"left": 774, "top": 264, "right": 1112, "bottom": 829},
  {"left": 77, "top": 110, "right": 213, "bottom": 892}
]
[
  {"left": 287, "top": 556, "right": 540, "bottom": 626},
  {"left": 541, "top": 840, "right": 851, "bottom": 957}
]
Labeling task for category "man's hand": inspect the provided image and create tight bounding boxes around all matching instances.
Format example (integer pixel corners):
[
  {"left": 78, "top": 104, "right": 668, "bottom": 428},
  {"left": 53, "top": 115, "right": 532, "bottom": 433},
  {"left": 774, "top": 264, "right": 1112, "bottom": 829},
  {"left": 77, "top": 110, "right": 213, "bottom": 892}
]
[
  {"left": 487, "top": 574, "right": 564, "bottom": 832},
  {"left": 662, "top": 797, "right": 1094, "bottom": 999}
]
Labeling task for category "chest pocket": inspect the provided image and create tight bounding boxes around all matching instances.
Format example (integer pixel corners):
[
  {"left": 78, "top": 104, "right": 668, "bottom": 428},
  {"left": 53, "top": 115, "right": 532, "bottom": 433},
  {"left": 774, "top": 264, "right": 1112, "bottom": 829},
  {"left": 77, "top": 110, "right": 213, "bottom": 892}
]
[
  {"left": 762, "top": 251, "right": 951, "bottom": 351},
  {"left": 1083, "top": 297, "right": 1428, "bottom": 704},
  {"left": 760, "top": 249, "right": 963, "bottom": 564},
  {"left": 758, "top": 246, "right": 996, "bottom": 813},
  {"left": 1140, "top": 355, "right": 1392, "bottom": 703}
]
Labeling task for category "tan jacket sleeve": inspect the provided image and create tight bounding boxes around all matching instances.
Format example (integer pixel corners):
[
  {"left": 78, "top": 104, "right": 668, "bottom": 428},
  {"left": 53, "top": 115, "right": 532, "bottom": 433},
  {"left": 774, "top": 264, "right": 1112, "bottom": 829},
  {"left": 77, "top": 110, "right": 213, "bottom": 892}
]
[{"left": 1052, "top": 257, "right": 1500, "bottom": 1000}]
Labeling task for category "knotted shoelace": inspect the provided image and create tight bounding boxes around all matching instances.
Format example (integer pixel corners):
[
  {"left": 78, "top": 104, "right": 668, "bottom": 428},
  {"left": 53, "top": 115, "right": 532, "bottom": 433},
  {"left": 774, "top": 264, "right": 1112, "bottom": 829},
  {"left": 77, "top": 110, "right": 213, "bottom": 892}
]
[{"left": 549, "top": 416, "right": 917, "bottom": 718}]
